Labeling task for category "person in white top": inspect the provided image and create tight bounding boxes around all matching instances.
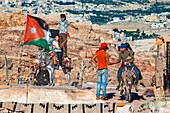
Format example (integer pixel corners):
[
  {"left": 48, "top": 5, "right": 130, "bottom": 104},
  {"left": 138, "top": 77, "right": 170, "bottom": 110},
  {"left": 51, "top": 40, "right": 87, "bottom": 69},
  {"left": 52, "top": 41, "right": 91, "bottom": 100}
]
[
  {"left": 47, "top": 14, "right": 78, "bottom": 57},
  {"left": 52, "top": 35, "right": 62, "bottom": 70}
]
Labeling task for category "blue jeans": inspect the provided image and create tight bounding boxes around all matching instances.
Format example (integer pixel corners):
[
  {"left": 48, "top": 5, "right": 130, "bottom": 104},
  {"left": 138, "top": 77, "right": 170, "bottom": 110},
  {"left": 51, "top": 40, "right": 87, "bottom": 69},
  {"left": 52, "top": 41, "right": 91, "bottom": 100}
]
[
  {"left": 96, "top": 69, "right": 108, "bottom": 98},
  {"left": 117, "top": 64, "right": 139, "bottom": 85},
  {"left": 56, "top": 52, "right": 62, "bottom": 66}
]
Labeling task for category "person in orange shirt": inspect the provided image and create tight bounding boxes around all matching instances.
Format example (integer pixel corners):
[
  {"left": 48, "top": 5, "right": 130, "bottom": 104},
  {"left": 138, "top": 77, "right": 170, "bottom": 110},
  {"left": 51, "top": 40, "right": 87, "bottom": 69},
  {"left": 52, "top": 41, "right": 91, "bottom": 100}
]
[{"left": 92, "top": 42, "right": 114, "bottom": 100}]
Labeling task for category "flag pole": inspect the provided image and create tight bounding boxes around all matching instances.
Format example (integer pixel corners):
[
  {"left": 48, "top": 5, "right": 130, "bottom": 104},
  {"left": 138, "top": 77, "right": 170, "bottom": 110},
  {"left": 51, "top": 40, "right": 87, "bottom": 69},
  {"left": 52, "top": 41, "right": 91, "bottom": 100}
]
[
  {"left": 76, "top": 29, "right": 78, "bottom": 41},
  {"left": 4, "top": 55, "right": 9, "bottom": 85},
  {"left": 23, "top": 14, "right": 28, "bottom": 45}
]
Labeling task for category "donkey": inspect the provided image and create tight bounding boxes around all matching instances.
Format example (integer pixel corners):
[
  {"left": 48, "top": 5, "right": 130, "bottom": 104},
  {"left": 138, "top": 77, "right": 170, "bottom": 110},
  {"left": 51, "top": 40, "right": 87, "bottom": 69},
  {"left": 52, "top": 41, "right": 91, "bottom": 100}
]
[
  {"left": 35, "top": 48, "right": 55, "bottom": 86},
  {"left": 35, "top": 48, "right": 72, "bottom": 86},
  {"left": 121, "top": 64, "right": 137, "bottom": 102}
]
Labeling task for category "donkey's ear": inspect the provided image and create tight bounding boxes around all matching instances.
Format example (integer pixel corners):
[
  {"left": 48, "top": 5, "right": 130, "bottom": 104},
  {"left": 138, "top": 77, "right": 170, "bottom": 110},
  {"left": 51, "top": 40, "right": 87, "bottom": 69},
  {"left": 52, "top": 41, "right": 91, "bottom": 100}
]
[
  {"left": 125, "top": 67, "right": 127, "bottom": 71},
  {"left": 131, "top": 67, "right": 134, "bottom": 71}
]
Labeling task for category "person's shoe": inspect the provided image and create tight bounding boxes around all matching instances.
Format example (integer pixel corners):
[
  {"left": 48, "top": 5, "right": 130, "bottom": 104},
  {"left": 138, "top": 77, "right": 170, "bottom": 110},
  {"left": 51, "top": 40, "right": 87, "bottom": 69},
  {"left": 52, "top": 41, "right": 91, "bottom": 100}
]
[
  {"left": 55, "top": 66, "right": 59, "bottom": 70},
  {"left": 120, "top": 89, "right": 124, "bottom": 95},
  {"left": 116, "top": 85, "right": 120, "bottom": 90},
  {"left": 134, "top": 86, "right": 138, "bottom": 92},
  {"left": 140, "top": 82, "right": 146, "bottom": 88},
  {"left": 134, "top": 79, "right": 136, "bottom": 84},
  {"left": 135, "top": 88, "right": 138, "bottom": 92},
  {"left": 58, "top": 66, "right": 62, "bottom": 70},
  {"left": 96, "top": 96, "right": 100, "bottom": 100},
  {"left": 101, "top": 97, "right": 108, "bottom": 101}
]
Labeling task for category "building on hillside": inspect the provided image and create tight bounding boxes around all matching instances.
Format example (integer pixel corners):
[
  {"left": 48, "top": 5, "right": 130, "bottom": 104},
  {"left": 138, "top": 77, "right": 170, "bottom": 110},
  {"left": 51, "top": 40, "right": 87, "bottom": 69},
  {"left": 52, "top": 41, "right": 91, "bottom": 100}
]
[
  {"left": 57, "top": 0, "right": 74, "bottom": 3},
  {"left": 143, "top": 14, "right": 159, "bottom": 22},
  {"left": 113, "top": 32, "right": 121, "bottom": 41},
  {"left": 159, "top": 15, "right": 167, "bottom": 22},
  {"left": 5, "top": 0, "right": 9, "bottom": 4},
  {"left": 112, "top": 17, "right": 121, "bottom": 22},
  {"left": 151, "top": 23, "right": 165, "bottom": 29}
]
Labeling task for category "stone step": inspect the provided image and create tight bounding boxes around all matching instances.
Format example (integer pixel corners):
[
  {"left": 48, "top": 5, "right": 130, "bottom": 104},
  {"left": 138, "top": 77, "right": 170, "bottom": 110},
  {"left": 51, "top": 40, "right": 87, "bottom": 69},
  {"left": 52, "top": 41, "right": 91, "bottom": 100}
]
[{"left": 0, "top": 102, "right": 116, "bottom": 113}]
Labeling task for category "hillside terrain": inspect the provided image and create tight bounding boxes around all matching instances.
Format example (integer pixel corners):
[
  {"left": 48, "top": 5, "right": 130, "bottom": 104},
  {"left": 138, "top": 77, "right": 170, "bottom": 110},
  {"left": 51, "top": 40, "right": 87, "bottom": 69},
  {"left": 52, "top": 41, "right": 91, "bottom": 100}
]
[{"left": 0, "top": 12, "right": 160, "bottom": 87}]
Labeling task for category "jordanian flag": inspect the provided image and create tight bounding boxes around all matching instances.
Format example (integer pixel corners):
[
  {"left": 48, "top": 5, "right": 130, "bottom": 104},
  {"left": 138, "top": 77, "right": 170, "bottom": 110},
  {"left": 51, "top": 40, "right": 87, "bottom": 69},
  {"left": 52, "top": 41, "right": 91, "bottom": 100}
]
[{"left": 24, "top": 15, "right": 52, "bottom": 51}]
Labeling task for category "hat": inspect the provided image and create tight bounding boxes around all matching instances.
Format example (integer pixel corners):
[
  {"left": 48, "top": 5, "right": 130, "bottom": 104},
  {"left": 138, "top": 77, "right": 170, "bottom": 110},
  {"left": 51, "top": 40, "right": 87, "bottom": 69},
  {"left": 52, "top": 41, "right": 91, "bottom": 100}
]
[
  {"left": 60, "top": 14, "right": 66, "bottom": 18},
  {"left": 120, "top": 43, "right": 128, "bottom": 49},
  {"left": 99, "top": 42, "right": 108, "bottom": 50}
]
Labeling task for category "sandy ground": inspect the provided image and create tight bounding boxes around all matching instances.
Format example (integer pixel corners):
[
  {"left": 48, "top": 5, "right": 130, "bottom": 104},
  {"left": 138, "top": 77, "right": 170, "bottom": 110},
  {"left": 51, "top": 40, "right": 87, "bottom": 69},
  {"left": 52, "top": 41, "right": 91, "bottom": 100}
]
[{"left": 0, "top": 82, "right": 169, "bottom": 113}]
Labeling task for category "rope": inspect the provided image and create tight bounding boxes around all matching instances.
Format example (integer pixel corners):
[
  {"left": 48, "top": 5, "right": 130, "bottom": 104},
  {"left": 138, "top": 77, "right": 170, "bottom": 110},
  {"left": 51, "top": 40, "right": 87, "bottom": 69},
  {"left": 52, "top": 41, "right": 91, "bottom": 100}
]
[{"left": 76, "top": 30, "right": 78, "bottom": 41}]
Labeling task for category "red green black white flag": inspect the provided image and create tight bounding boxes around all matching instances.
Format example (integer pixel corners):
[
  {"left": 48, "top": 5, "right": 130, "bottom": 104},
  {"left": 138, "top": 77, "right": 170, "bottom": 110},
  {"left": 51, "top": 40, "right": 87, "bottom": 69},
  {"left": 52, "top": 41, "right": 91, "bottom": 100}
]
[{"left": 24, "top": 15, "right": 52, "bottom": 51}]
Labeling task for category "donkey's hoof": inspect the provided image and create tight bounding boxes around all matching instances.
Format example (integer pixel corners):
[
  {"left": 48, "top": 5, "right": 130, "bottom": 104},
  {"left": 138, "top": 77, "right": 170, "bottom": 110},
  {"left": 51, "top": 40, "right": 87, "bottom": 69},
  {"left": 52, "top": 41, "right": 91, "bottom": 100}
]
[
  {"left": 49, "top": 83, "right": 55, "bottom": 86},
  {"left": 120, "top": 90, "right": 124, "bottom": 95}
]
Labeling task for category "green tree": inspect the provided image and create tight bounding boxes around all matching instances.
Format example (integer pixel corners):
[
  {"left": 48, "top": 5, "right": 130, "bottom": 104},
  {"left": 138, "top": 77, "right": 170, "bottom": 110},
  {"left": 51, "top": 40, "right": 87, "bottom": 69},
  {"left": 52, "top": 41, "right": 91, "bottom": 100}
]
[
  {"left": 136, "top": 29, "right": 140, "bottom": 34},
  {"left": 141, "top": 31, "right": 146, "bottom": 38},
  {"left": 113, "top": 28, "right": 119, "bottom": 32}
]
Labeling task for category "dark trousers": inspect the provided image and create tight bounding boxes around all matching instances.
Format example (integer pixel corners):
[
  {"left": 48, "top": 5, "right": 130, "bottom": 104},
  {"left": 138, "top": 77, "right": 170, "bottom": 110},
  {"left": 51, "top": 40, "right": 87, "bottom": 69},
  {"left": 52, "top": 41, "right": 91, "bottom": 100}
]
[
  {"left": 59, "top": 33, "right": 67, "bottom": 57},
  {"left": 57, "top": 52, "right": 62, "bottom": 66},
  {"left": 117, "top": 64, "right": 141, "bottom": 85}
]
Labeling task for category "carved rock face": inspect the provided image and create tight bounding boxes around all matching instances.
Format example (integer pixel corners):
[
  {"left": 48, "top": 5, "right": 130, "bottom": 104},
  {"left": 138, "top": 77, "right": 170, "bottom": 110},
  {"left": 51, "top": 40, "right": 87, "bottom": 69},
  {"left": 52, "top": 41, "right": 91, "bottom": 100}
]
[{"left": 0, "top": 57, "right": 5, "bottom": 69}]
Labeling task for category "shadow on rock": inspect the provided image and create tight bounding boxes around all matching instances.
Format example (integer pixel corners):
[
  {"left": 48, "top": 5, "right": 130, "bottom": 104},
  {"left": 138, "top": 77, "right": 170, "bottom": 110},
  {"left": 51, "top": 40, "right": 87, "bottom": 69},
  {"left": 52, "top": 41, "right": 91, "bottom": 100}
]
[
  {"left": 107, "top": 93, "right": 116, "bottom": 100},
  {"left": 119, "top": 93, "right": 146, "bottom": 102}
]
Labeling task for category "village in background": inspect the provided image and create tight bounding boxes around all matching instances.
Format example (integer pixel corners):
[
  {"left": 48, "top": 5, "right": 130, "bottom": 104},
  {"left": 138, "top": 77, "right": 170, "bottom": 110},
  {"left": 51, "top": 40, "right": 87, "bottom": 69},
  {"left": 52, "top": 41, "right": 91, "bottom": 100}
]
[{"left": 0, "top": 0, "right": 170, "bottom": 38}]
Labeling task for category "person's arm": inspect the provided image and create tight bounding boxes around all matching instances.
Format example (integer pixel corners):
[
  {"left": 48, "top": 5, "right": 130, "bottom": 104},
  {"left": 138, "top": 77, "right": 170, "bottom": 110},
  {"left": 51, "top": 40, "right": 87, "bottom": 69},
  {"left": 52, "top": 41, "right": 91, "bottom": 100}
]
[
  {"left": 52, "top": 44, "right": 55, "bottom": 48},
  {"left": 106, "top": 53, "right": 120, "bottom": 65},
  {"left": 106, "top": 53, "right": 113, "bottom": 65},
  {"left": 91, "top": 54, "right": 98, "bottom": 66},
  {"left": 69, "top": 23, "right": 78, "bottom": 30},
  {"left": 112, "top": 53, "right": 122, "bottom": 64},
  {"left": 129, "top": 46, "right": 133, "bottom": 51},
  {"left": 111, "top": 59, "right": 121, "bottom": 64},
  {"left": 128, "top": 51, "right": 134, "bottom": 63},
  {"left": 51, "top": 41, "right": 55, "bottom": 48},
  {"left": 47, "top": 21, "right": 59, "bottom": 25}
]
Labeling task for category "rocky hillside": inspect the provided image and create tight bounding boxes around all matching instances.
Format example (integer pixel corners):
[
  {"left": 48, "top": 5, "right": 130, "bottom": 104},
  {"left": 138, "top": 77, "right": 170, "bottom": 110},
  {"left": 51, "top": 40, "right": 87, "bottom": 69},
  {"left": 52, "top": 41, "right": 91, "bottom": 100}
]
[{"left": 0, "top": 12, "right": 157, "bottom": 86}]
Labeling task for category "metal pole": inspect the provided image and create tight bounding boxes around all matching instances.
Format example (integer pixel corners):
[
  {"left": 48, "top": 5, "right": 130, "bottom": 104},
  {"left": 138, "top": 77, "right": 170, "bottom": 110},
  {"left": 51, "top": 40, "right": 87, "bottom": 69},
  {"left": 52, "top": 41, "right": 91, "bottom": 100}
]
[
  {"left": 31, "top": 104, "right": 34, "bottom": 113},
  {"left": 46, "top": 103, "right": 49, "bottom": 113},
  {"left": 68, "top": 104, "right": 71, "bottom": 113},
  {"left": 77, "top": 60, "right": 86, "bottom": 87},
  {"left": 82, "top": 104, "right": 85, "bottom": 113},
  {"left": 26, "top": 80, "right": 29, "bottom": 104},
  {"left": 164, "top": 42, "right": 169, "bottom": 90},
  {"left": 157, "top": 45, "right": 159, "bottom": 58},
  {"left": 4, "top": 55, "right": 9, "bottom": 85},
  {"left": 76, "top": 30, "right": 78, "bottom": 41},
  {"left": 100, "top": 103, "right": 103, "bottom": 113}
]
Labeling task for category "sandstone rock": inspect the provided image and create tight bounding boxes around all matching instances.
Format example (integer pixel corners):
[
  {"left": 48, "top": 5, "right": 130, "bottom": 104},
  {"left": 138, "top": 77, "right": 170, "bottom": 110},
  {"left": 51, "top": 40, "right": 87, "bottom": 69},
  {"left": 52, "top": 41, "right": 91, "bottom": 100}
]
[
  {"left": 86, "top": 51, "right": 94, "bottom": 58},
  {"left": 79, "top": 50, "right": 94, "bottom": 59},
  {"left": 6, "top": 58, "right": 13, "bottom": 70},
  {"left": 0, "top": 57, "right": 5, "bottom": 69},
  {"left": 54, "top": 70, "right": 66, "bottom": 86},
  {"left": 79, "top": 50, "right": 87, "bottom": 58},
  {"left": 159, "top": 107, "right": 170, "bottom": 113},
  {"left": 0, "top": 12, "right": 157, "bottom": 87},
  {"left": 0, "top": 11, "right": 25, "bottom": 28},
  {"left": 21, "top": 52, "right": 28, "bottom": 56}
]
